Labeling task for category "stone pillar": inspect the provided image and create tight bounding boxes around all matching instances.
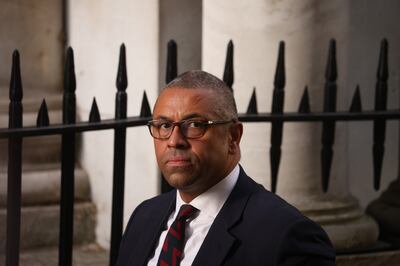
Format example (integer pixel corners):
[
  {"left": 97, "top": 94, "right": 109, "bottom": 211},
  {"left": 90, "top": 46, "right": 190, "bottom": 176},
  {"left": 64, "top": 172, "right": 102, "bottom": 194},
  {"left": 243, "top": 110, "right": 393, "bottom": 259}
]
[
  {"left": 68, "top": 0, "right": 160, "bottom": 248},
  {"left": 158, "top": 0, "right": 202, "bottom": 88},
  {"left": 202, "top": 0, "right": 379, "bottom": 249},
  {"left": 0, "top": 1, "right": 63, "bottom": 95},
  {"left": 0, "top": 1, "right": 95, "bottom": 252}
]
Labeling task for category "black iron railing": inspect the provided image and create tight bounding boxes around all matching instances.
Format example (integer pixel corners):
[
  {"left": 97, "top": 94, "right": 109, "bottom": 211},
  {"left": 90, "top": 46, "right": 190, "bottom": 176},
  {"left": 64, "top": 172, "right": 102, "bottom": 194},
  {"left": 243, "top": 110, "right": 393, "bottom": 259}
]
[{"left": 0, "top": 38, "right": 399, "bottom": 266}]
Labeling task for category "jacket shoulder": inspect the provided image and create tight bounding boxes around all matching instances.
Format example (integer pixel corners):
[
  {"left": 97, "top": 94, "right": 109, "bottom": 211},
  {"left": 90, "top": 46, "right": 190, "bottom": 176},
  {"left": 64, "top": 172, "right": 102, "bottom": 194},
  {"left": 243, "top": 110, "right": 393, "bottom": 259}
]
[
  {"left": 126, "top": 189, "right": 175, "bottom": 227},
  {"left": 233, "top": 171, "right": 335, "bottom": 265},
  {"left": 238, "top": 169, "right": 305, "bottom": 223}
]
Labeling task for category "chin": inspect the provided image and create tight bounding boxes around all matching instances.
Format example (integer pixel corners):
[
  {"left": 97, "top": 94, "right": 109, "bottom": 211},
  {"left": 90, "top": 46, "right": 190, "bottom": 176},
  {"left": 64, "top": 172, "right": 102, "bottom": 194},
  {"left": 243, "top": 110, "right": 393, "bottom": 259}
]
[{"left": 164, "top": 172, "right": 197, "bottom": 190}]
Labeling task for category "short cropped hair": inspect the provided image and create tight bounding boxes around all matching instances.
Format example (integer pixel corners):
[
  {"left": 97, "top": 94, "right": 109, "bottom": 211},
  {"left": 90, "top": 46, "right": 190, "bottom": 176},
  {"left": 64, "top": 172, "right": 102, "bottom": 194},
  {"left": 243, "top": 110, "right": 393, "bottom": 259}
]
[{"left": 163, "top": 70, "right": 238, "bottom": 120}]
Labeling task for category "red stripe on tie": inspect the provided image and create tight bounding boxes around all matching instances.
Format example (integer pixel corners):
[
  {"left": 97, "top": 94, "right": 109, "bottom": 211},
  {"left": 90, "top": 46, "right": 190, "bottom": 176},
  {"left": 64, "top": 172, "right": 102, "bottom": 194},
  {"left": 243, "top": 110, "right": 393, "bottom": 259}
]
[
  {"left": 169, "top": 225, "right": 182, "bottom": 240},
  {"left": 160, "top": 259, "right": 169, "bottom": 266},
  {"left": 162, "top": 237, "right": 169, "bottom": 252},
  {"left": 172, "top": 247, "right": 182, "bottom": 266}
]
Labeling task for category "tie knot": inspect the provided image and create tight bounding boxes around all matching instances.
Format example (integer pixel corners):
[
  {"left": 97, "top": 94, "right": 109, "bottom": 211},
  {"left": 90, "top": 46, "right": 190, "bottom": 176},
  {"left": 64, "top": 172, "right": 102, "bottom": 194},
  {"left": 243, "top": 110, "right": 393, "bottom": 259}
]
[{"left": 177, "top": 204, "right": 198, "bottom": 221}]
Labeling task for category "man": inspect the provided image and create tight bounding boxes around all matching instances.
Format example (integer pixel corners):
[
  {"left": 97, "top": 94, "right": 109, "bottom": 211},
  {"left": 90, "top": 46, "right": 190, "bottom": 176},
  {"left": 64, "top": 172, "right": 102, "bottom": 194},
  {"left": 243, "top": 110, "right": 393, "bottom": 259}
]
[{"left": 116, "top": 70, "right": 335, "bottom": 266}]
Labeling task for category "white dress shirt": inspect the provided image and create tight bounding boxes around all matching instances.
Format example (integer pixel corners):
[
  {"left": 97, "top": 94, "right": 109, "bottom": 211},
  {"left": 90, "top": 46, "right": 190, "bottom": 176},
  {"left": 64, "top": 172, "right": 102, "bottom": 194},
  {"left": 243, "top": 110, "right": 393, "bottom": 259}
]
[{"left": 147, "top": 164, "right": 240, "bottom": 266}]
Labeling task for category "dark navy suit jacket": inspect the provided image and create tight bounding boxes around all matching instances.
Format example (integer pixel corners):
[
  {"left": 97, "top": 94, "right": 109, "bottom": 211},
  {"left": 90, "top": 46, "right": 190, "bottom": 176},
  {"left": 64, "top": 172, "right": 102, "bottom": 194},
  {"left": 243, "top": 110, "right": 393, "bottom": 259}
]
[{"left": 116, "top": 167, "right": 336, "bottom": 266}]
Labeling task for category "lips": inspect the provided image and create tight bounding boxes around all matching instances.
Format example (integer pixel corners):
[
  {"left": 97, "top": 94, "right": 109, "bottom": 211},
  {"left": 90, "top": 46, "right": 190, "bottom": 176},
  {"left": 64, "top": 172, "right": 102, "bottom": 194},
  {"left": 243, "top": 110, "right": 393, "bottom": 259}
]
[{"left": 166, "top": 157, "right": 192, "bottom": 167}]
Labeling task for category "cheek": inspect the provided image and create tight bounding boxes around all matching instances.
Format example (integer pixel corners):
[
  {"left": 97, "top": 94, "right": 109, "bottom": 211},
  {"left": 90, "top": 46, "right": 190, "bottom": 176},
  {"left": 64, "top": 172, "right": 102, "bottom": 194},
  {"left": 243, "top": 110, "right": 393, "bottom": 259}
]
[
  {"left": 192, "top": 139, "right": 229, "bottom": 163},
  {"left": 153, "top": 141, "right": 166, "bottom": 161}
]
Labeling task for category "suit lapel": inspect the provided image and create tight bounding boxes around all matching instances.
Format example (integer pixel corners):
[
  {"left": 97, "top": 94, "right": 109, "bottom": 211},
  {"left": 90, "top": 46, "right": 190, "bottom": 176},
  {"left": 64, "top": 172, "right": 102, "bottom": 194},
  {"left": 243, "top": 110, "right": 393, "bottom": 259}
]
[
  {"left": 128, "top": 191, "right": 176, "bottom": 266},
  {"left": 192, "top": 167, "right": 255, "bottom": 266},
  {"left": 192, "top": 219, "right": 236, "bottom": 266}
]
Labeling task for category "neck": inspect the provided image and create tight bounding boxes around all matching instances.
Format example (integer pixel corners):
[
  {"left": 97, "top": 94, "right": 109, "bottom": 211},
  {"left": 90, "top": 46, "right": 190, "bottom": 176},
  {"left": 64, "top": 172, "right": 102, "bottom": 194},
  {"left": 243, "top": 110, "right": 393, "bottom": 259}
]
[
  {"left": 178, "top": 162, "right": 238, "bottom": 203},
  {"left": 178, "top": 191, "right": 196, "bottom": 203}
]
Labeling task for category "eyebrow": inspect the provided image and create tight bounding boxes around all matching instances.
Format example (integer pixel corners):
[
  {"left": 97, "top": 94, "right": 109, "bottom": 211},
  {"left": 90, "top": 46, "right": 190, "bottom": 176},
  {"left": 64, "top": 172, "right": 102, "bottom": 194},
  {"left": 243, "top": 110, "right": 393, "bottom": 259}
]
[{"left": 153, "top": 113, "right": 209, "bottom": 121}]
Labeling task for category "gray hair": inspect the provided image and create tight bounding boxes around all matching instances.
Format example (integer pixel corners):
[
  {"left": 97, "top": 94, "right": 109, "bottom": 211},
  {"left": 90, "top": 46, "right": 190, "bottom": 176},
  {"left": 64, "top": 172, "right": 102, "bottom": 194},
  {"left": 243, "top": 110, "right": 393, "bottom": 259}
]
[{"left": 163, "top": 70, "right": 238, "bottom": 120}]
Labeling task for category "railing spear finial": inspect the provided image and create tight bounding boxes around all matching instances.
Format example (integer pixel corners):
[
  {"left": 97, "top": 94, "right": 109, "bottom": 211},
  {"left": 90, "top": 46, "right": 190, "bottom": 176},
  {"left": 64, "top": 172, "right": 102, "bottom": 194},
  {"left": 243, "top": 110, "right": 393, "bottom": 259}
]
[
  {"left": 298, "top": 86, "right": 311, "bottom": 113},
  {"left": 166, "top": 40, "right": 177, "bottom": 84},
  {"left": 115, "top": 44, "right": 128, "bottom": 119},
  {"left": 116, "top": 43, "right": 128, "bottom": 93},
  {"left": 349, "top": 85, "right": 362, "bottom": 112},
  {"left": 37, "top": 99, "right": 50, "bottom": 127},
  {"left": 89, "top": 97, "right": 101, "bottom": 123},
  {"left": 274, "top": 41, "right": 285, "bottom": 90},
  {"left": 325, "top": 39, "right": 337, "bottom": 82},
  {"left": 140, "top": 91, "right": 152, "bottom": 117},
  {"left": 377, "top": 39, "right": 388, "bottom": 80},
  {"left": 223, "top": 40, "right": 234, "bottom": 89},
  {"left": 9, "top": 50, "right": 23, "bottom": 103},
  {"left": 246, "top": 87, "right": 258, "bottom": 115},
  {"left": 64, "top": 47, "right": 76, "bottom": 94},
  {"left": 63, "top": 47, "right": 76, "bottom": 124}
]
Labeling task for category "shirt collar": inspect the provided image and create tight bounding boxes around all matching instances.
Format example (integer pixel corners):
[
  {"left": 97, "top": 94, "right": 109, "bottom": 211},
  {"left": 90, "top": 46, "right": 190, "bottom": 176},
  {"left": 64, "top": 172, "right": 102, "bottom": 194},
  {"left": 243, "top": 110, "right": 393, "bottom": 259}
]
[{"left": 175, "top": 164, "right": 240, "bottom": 219}]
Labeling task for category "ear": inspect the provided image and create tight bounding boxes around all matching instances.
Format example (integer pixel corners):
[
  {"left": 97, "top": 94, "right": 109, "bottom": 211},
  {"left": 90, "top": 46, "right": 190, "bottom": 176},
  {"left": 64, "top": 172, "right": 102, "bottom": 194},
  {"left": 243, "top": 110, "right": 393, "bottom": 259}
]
[{"left": 228, "top": 122, "right": 243, "bottom": 154}]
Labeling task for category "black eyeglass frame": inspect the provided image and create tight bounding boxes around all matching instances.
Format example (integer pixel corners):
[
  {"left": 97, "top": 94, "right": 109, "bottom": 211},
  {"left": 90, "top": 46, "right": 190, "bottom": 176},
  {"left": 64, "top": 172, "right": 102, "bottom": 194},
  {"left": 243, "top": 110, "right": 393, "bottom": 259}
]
[{"left": 147, "top": 118, "right": 236, "bottom": 139}]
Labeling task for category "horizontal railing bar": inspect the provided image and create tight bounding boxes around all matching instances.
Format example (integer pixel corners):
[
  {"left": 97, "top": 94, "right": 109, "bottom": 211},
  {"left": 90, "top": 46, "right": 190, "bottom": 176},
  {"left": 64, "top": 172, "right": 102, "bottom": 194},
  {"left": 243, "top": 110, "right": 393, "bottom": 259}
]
[
  {"left": 239, "top": 110, "right": 400, "bottom": 122},
  {"left": 0, "top": 110, "right": 399, "bottom": 138},
  {"left": 0, "top": 116, "right": 150, "bottom": 138}
]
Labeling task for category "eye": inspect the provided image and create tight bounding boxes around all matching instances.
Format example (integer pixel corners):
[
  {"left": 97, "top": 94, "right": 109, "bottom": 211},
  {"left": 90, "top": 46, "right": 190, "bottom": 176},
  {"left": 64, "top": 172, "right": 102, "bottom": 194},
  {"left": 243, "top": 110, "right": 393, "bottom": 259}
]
[
  {"left": 187, "top": 120, "right": 205, "bottom": 128},
  {"left": 153, "top": 120, "right": 172, "bottom": 129},
  {"left": 159, "top": 122, "right": 172, "bottom": 129}
]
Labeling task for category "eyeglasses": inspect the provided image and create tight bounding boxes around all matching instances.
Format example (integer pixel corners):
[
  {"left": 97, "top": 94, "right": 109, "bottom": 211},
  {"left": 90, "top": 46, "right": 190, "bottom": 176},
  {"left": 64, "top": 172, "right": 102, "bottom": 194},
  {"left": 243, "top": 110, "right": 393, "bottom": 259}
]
[{"left": 147, "top": 118, "right": 235, "bottom": 139}]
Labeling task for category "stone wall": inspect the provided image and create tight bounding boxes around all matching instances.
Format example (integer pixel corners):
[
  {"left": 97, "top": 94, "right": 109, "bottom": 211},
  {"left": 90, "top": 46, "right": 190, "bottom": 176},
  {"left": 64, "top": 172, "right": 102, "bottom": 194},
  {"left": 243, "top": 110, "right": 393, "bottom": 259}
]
[{"left": 68, "top": 0, "right": 160, "bottom": 248}]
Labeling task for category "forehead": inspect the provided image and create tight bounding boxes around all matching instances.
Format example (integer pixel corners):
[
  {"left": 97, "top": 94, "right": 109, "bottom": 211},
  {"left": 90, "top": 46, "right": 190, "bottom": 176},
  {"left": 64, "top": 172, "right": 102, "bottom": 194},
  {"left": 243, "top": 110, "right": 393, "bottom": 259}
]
[{"left": 153, "top": 87, "right": 219, "bottom": 119}]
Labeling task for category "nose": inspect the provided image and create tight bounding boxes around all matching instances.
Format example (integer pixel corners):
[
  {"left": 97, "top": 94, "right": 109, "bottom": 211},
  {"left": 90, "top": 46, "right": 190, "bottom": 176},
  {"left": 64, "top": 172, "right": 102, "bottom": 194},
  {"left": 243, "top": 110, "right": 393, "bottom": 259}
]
[{"left": 168, "top": 125, "right": 189, "bottom": 149}]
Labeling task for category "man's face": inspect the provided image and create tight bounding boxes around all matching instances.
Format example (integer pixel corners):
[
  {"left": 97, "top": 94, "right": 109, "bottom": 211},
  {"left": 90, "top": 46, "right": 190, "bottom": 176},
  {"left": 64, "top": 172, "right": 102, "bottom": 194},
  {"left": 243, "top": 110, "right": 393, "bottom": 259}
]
[{"left": 152, "top": 87, "right": 240, "bottom": 201}]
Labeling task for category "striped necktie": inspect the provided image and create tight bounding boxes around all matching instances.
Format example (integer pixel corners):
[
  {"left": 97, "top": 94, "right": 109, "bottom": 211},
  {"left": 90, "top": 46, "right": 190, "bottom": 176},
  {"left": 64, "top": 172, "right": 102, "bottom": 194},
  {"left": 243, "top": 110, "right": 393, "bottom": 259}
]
[{"left": 157, "top": 204, "right": 198, "bottom": 266}]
